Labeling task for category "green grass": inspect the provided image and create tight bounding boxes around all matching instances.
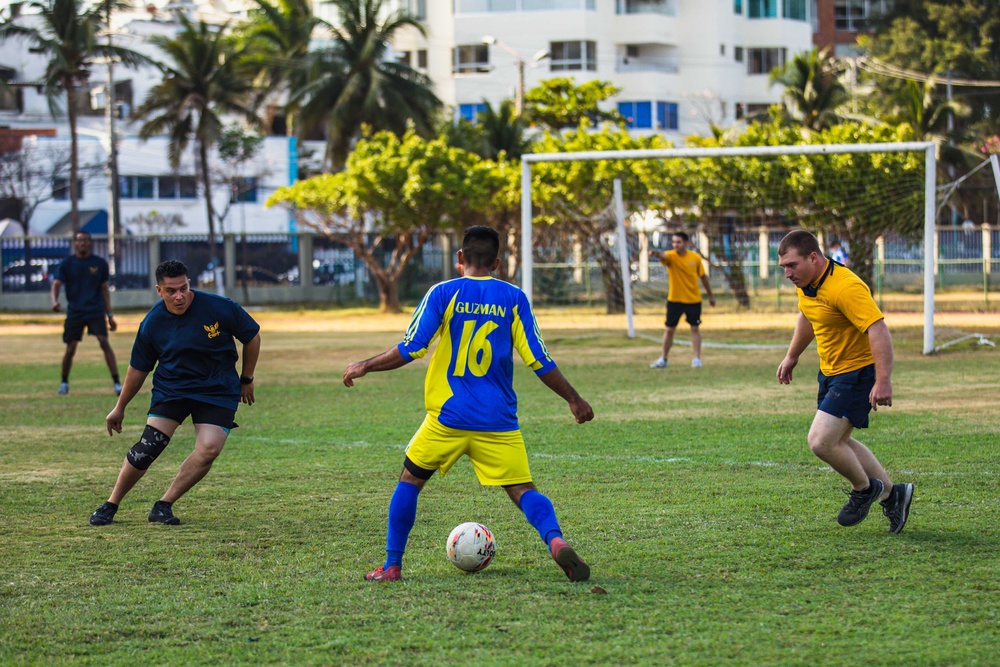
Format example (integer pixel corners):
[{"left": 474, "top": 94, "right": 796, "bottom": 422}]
[{"left": 1, "top": 312, "right": 998, "bottom": 666}]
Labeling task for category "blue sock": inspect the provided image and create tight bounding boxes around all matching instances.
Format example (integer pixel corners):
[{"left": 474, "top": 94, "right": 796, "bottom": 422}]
[
  {"left": 384, "top": 481, "right": 420, "bottom": 568},
  {"left": 519, "top": 490, "right": 562, "bottom": 548}
]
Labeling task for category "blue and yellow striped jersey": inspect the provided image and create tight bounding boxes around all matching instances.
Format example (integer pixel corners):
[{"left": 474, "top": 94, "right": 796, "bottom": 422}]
[{"left": 397, "top": 276, "right": 557, "bottom": 432}]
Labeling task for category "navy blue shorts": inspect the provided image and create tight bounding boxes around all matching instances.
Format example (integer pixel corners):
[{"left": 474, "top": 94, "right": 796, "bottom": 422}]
[
  {"left": 817, "top": 364, "right": 876, "bottom": 429},
  {"left": 149, "top": 399, "right": 238, "bottom": 432},
  {"left": 666, "top": 301, "right": 702, "bottom": 327},
  {"left": 63, "top": 315, "right": 108, "bottom": 343}
]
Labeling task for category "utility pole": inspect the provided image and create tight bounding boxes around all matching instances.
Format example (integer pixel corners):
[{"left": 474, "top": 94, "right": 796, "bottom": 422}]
[{"left": 105, "top": 53, "right": 121, "bottom": 278}]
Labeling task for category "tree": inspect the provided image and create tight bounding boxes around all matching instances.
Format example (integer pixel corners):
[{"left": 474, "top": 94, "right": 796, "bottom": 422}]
[
  {"left": 238, "top": 0, "right": 330, "bottom": 136},
  {"left": 135, "top": 16, "right": 262, "bottom": 274},
  {"left": 293, "top": 0, "right": 441, "bottom": 170},
  {"left": 268, "top": 130, "right": 494, "bottom": 312},
  {"left": 530, "top": 124, "right": 673, "bottom": 314},
  {"left": 215, "top": 124, "right": 266, "bottom": 304},
  {"left": 523, "top": 78, "right": 623, "bottom": 131},
  {"left": 0, "top": 0, "right": 149, "bottom": 232},
  {"left": 769, "top": 48, "right": 848, "bottom": 132},
  {"left": 860, "top": 0, "right": 1000, "bottom": 137}
]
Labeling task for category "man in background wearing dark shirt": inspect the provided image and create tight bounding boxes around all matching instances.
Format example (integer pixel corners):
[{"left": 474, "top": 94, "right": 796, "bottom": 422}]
[
  {"left": 50, "top": 231, "right": 121, "bottom": 395},
  {"left": 88, "top": 260, "right": 261, "bottom": 526}
]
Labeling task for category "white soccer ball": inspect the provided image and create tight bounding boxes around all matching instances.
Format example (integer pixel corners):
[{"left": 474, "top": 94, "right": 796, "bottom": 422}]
[{"left": 446, "top": 522, "right": 496, "bottom": 572}]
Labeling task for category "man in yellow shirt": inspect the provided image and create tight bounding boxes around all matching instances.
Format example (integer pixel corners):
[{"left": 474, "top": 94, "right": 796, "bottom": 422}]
[
  {"left": 776, "top": 230, "right": 913, "bottom": 534},
  {"left": 649, "top": 232, "right": 715, "bottom": 369}
]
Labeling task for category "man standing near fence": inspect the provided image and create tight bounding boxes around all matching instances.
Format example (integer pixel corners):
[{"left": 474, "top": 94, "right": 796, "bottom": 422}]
[
  {"left": 50, "top": 231, "right": 121, "bottom": 396},
  {"left": 776, "top": 229, "right": 913, "bottom": 534},
  {"left": 649, "top": 231, "right": 716, "bottom": 369}
]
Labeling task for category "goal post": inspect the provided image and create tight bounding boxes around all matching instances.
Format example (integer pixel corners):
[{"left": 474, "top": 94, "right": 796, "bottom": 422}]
[{"left": 520, "top": 142, "right": 938, "bottom": 354}]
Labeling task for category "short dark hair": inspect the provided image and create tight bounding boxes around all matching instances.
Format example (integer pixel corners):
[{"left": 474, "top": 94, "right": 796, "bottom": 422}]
[
  {"left": 155, "top": 259, "right": 189, "bottom": 284},
  {"left": 74, "top": 231, "right": 92, "bottom": 241},
  {"left": 778, "top": 229, "right": 822, "bottom": 257},
  {"left": 461, "top": 226, "right": 500, "bottom": 269},
  {"left": 672, "top": 231, "right": 690, "bottom": 243}
]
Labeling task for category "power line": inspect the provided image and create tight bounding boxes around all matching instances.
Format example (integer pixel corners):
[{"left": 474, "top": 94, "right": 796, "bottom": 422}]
[{"left": 857, "top": 57, "right": 1000, "bottom": 88}]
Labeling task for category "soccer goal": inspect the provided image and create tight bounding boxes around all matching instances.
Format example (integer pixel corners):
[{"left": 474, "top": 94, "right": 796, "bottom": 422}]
[{"left": 520, "top": 142, "right": 942, "bottom": 354}]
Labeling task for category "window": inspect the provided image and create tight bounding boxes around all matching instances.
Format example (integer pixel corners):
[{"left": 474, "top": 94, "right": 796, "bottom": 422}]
[
  {"left": 453, "top": 44, "right": 490, "bottom": 74},
  {"left": 231, "top": 177, "right": 258, "bottom": 203},
  {"left": 410, "top": 0, "right": 426, "bottom": 19},
  {"left": 398, "top": 51, "right": 412, "bottom": 66},
  {"left": 734, "top": 0, "right": 742, "bottom": 13},
  {"left": 52, "top": 178, "right": 83, "bottom": 201},
  {"left": 550, "top": 41, "right": 596, "bottom": 72},
  {"left": 734, "top": 46, "right": 744, "bottom": 62},
  {"left": 657, "top": 101, "right": 679, "bottom": 130},
  {"left": 157, "top": 176, "right": 197, "bottom": 200},
  {"left": 120, "top": 175, "right": 156, "bottom": 199},
  {"left": 618, "top": 101, "right": 652, "bottom": 129},
  {"left": 783, "top": 0, "right": 807, "bottom": 20},
  {"left": 747, "top": 47, "right": 786, "bottom": 75},
  {"left": 736, "top": 103, "right": 771, "bottom": 120},
  {"left": 720, "top": 44, "right": 726, "bottom": 56},
  {"left": 456, "top": 0, "right": 594, "bottom": 10},
  {"left": 747, "top": 0, "right": 777, "bottom": 18},
  {"left": 417, "top": 49, "right": 428, "bottom": 69},
  {"left": 835, "top": 0, "right": 888, "bottom": 31},
  {"left": 458, "top": 103, "right": 487, "bottom": 122},
  {"left": 616, "top": 0, "right": 674, "bottom": 14}
]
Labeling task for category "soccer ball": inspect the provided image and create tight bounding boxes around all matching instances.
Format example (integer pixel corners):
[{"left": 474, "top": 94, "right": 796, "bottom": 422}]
[{"left": 446, "top": 522, "right": 496, "bottom": 572}]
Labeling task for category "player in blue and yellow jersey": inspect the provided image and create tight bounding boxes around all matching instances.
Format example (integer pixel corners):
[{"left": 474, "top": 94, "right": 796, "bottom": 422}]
[
  {"left": 649, "top": 231, "right": 715, "bottom": 369},
  {"left": 87, "top": 260, "right": 261, "bottom": 527},
  {"left": 50, "top": 231, "right": 121, "bottom": 396},
  {"left": 343, "top": 226, "right": 594, "bottom": 582},
  {"left": 777, "top": 230, "right": 913, "bottom": 534}
]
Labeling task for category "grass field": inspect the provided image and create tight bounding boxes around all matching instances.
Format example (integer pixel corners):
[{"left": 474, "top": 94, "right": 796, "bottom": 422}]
[{"left": 1, "top": 307, "right": 998, "bottom": 666}]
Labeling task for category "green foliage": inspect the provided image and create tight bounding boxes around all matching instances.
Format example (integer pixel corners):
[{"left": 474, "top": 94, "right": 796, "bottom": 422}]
[
  {"left": 769, "top": 48, "right": 848, "bottom": 131},
  {"left": 1, "top": 318, "right": 998, "bottom": 665},
  {"left": 524, "top": 78, "right": 624, "bottom": 130},
  {"left": 293, "top": 0, "right": 441, "bottom": 170}
]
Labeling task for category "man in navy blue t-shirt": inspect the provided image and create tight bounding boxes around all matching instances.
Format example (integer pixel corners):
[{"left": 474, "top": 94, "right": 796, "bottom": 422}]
[
  {"left": 88, "top": 260, "right": 261, "bottom": 526},
  {"left": 50, "top": 231, "right": 121, "bottom": 395}
]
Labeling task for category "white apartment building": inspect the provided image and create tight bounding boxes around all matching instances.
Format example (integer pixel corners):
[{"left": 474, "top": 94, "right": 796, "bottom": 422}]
[
  {"left": 0, "top": 0, "right": 811, "bottom": 236},
  {"left": 389, "top": 0, "right": 813, "bottom": 137}
]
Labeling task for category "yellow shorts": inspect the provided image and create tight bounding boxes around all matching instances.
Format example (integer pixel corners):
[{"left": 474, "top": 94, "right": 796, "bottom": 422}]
[{"left": 405, "top": 414, "right": 533, "bottom": 486}]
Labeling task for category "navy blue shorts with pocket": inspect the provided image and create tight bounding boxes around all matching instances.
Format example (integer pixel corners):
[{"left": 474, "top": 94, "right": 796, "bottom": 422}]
[
  {"left": 817, "top": 363, "right": 876, "bottom": 429},
  {"left": 149, "top": 398, "right": 238, "bottom": 432}
]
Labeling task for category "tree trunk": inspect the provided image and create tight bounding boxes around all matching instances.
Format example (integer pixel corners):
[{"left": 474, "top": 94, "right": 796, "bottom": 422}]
[
  {"left": 375, "top": 275, "right": 400, "bottom": 313},
  {"left": 199, "top": 141, "right": 219, "bottom": 272},
  {"left": 596, "top": 239, "right": 625, "bottom": 314},
  {"left": 707, "top": 236, "right": 751, "bottom": 309},
  {"left": 65, "top": 79, "right": 80, "bottom": 233}
]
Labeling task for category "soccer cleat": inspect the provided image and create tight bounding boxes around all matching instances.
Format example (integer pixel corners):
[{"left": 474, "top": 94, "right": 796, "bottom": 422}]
[
  {"left": 550, "top": 537, "right": 590, "bottom": 582},
  {"left": 114, "top": 382, "right": 123, "bottom": 396},
  {"left": 691, "top": 358, "right": 703, "bottom": 368},
  {"left": 89, "top": 502, "right": 118, "bottom": 526},
  {"left": 58, "top": 382, "right": 69, "bottom": 395},
  {"left": 148, "top": 500, "right": 181, "bottom": 525},
  {"left": 364, "top": 565, "right": 402, "bottom": 582},
  {"left": 881, "top": 482, "right": 914, "bottom": 534},
  {"left": 649, "top": 358, "right": 667, "bottom": 369},
  {"left": 836, "top": 478, "right": 884, "bottom": 527}
]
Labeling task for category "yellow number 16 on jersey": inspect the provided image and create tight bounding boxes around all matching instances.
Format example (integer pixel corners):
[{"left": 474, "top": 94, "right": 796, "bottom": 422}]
[{"left": 453, "top": 320, "right": 499, "bottom": 377}]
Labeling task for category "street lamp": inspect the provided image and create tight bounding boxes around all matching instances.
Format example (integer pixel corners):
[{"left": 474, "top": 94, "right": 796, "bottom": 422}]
[{"left": 482, "top": 36, "right": 549, "bottom": 116}]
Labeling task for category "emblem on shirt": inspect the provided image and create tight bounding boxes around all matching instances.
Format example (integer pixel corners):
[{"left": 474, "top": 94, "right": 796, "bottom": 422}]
[
  {"left": 89, "top": 266, "right": 99, "bottom": 274},
  {"left": 204, "top": 321, "right": 220, "bottom": 338}
]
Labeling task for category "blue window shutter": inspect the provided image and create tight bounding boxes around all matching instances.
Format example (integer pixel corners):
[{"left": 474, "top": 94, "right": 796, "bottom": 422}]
[
  {"left": 635, "top": 101, "right": 652, "bottom": 128},
  {"left": 618, "top": 102, "right": 634, "bottom": 128}
]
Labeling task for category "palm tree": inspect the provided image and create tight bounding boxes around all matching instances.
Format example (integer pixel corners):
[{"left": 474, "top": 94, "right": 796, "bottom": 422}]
[
  {"left": 0, "top": 0, "right": 148, "bottom": 232},
  {"left": 294, "top": 0, "right": 441, "bottom": 170},
  {"left": 239, "top": 0, "right": 329, "bottom": 136},
  {"left": 770, "top": 48, "right": 848, "bottom": 132},
  {"left": 477, "top": 99, "right": 533, "bottom": 161},
  {"left": 134, "top": 16, "right": 262, "bottom": 270}
]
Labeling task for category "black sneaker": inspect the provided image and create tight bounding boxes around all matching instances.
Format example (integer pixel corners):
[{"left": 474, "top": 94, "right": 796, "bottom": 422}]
[
  {"left": 881, "top": 482, "right": 914, "bottom": 534},
  {"left": 148, "top": 500, "right": 181, "bottom": 525},
  {"left": 89, "top": 502, "right": 118, "bottom": 526},
  {"left": 836, "top": 478, "right": 884, "bottom": 526}
]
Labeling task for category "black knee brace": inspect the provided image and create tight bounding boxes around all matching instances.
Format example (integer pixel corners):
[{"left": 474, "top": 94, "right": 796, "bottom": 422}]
[{"left": 126, "top": 425, "right": 170, "bottom": 470}]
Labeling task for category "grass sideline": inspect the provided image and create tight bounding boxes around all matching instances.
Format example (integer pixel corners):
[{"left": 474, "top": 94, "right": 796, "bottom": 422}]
[{"left": 1, "top": 308, "right": 998, "bottom": 666}]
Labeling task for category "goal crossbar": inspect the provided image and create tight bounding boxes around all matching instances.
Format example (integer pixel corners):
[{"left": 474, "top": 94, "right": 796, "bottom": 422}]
[{"left": 520, "top": 142, "right": 938, "bottom": 354}]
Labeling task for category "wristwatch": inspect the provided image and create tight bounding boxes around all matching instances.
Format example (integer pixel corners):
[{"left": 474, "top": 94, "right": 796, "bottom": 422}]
[
  {"left": 240, "top": 375, "right": 254, "bottom": 385},
  {"left": 106, "top": 313, "right": 114, "bottom": 318}
]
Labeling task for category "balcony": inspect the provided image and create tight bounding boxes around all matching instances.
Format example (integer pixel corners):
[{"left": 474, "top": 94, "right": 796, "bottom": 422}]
[
  {"left": 615, "top": 0, "right": 676, "bottom": 15},
  {"left": 615, "top": 56, "right": 679, "bottom": 74}
]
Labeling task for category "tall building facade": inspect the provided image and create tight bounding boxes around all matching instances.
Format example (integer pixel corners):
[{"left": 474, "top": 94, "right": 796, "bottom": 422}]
[
  {"left": 812, "top": 0, "right": 891, "bottom": 55},
  {"left": 389, "top": 0, "right": 813, "bottom": 137}
]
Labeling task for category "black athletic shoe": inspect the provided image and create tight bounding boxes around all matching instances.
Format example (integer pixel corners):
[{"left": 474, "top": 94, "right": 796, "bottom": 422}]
[
  {"left": 881, "top": 482, "right": 914, "bottom": 534},
  {"left": 148, "top": 500, "right": 181, "bottom": 525},
  {"left": 837, "top": 478, "right": 884, "bottom": 527},
  {"left": 89, "top": 502, "right": 118, "bottom": 526}
]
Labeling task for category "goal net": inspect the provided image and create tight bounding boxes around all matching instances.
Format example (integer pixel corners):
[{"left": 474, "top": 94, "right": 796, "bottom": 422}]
[{"left": 520, "top": 142, "right": 950, "bottom": 354}]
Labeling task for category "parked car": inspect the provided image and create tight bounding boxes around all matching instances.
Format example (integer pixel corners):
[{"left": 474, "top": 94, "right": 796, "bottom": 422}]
[
  {"left": 1, "top": 258, "right": 60, "bottom": 292},
  {"left": 197, "top": 265, "right": 281, "bottom": 286},
  {"left": 313, "top": 261, "right": 355, "bottom": 286}
]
